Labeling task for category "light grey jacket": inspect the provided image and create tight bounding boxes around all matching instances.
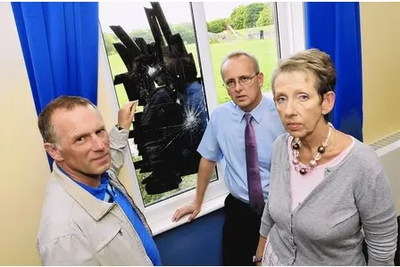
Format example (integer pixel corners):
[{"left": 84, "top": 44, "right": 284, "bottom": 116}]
[
  {"left": 260, "top": 133, "right": 398, "bottom": 266},
  {"left": 36, "top": 128, "right": 153, "bottom": 266}
]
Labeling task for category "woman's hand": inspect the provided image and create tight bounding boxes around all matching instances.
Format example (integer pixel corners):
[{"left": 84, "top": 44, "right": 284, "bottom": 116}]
[{"left": 255, "top": 236, "right": 267, "bottom": 266}]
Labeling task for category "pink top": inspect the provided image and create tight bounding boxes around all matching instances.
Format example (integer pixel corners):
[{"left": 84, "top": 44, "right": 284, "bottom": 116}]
[{"left": 288, "top": 136, "right": 355, "bottom": 212}]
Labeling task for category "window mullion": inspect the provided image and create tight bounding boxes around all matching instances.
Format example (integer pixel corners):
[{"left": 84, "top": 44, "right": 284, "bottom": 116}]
[
  {"left": 191, "top": 2, "right": 218, "bottom": 113},
  {"left": 190, "top": 1, "right": 228, "bottom": 193},
  {"left": 275, "top": 2, "right": 306, "bottom": 59}
]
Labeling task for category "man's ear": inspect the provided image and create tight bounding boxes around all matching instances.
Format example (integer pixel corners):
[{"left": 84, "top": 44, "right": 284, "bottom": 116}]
[
  {"left": 322, "top": 91, "right": 335, "bottom": 115},
  {"left": 44, "top": 143, "right": 63, "bottom": 162},
  {"left": 257, "top": 72, "right": 264, "bottom": 88}
]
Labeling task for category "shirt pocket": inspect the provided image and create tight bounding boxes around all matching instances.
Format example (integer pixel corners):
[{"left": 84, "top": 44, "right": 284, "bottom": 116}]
[
  {"left": 94, "top": 225, "right": 122, "bottom": 253},
  {"left": 94, "top": 225, "right": 150, "bottom": 265}
]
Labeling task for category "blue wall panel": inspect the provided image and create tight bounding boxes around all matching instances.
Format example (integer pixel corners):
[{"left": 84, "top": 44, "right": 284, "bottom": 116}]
[{"left": 154, "top": 209, "right": 224, "bottom": 266}]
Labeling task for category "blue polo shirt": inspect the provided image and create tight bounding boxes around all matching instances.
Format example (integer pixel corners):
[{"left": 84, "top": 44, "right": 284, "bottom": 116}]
[
  {"left": 58, "top": 166, "right": 162, "bottom": 265},
  {"left": 197, "top": 94, "right": 285, "bottom": 203}
]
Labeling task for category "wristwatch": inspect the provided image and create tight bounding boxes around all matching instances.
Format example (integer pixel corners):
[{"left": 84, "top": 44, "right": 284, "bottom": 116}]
[
  {"left": 115, "top": 124, "right": 124, "bottom": 131},
  {"left": 252, "top": 255, "right": 262, "bottom": 263}
]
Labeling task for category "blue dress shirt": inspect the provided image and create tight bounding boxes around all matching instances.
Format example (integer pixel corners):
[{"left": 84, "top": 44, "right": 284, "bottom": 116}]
[{"left": 197, "top": 94, "right": 285, "bottom": 203}]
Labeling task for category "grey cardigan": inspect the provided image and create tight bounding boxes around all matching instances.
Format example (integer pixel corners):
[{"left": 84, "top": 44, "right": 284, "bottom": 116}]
[{"left": 260, "top": 133, "right": 398, "bottom": 266}]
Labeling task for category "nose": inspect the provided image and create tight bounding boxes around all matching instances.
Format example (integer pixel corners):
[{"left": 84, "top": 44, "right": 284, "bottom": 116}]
[
  {"left": 285, "top": 99, "right": 297, "bottom": 117},
  {"left": 233, "top": 81, "right": 243, "bottom": 93},
  {"left": 91, "top": 135, "right": 106, "bottom": 151}
]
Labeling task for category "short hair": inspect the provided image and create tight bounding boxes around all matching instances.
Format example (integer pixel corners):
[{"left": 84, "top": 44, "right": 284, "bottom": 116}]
[
  {"left": 220, "top": 51, "right": 260, "bottom": 79},
  {"left": 38, "top": 95, "right": 96, "bottom": 143},
  {"left": 271, "top": 48, "right": 336, "bottom": 97},
  {"left": 271, "top": 48, "right": 336, "bottom": 121}
]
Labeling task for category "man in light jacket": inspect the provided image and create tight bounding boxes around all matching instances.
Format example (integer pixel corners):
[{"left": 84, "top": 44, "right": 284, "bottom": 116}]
[{"left": 36, "top": 95, "right": 161, "bottom": 266}]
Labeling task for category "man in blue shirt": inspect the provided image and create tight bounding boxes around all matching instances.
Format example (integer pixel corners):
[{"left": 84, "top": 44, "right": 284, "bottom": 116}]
[
  {"left": 37, "top": 95, "right": 161, "bottom": 265},
  {"left": 173, "top": 51, "right": 285, "bottom": 265}
]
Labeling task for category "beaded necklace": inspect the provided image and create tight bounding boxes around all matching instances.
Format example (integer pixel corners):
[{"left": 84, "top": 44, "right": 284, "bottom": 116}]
[{"left": 291, "top": 123, "right": 334, "bottom": 175}]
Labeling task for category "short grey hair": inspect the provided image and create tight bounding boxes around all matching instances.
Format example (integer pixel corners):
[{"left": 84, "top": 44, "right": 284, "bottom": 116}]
[
  {"left": 220, "top": 51, "right": 260, "bottom": 79},
  {"left": 38, "top": 95, "right": 97, "bottom": 144}
]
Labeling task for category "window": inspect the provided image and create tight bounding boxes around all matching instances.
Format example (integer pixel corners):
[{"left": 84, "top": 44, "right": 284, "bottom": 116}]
[
  {"left": 100, "top": 2, "right": 217, "bottom": 209},
  {"left": 99, "top": 2, "right": 304, "bottom": 234}
]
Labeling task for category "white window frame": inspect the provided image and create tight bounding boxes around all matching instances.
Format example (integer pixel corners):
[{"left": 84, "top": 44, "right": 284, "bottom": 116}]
[
  {"left": 275, "top": 2, "right": 306, "bottom": 59},
  {"left": 98, "top": 1, "right": 305, "bottom": 236}
]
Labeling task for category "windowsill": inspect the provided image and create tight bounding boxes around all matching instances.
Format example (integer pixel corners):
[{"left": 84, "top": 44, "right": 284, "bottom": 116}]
[{"left": 148, "top": 191, "right": 228, "bottom": 236}]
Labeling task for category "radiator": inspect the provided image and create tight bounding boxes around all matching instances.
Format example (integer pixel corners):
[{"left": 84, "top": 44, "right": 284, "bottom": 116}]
[{"left": 371, "top": 132, "right": 400, "bottom": 214}]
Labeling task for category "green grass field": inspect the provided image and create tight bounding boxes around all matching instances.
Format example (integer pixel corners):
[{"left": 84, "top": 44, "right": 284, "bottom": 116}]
[{"left": 107, "top": 28, "right": 278, "bottom": 106}]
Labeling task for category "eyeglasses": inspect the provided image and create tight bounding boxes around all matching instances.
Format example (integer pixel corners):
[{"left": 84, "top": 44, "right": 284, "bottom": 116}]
[{"left": 223, "top": 73, "right": 259, "bottom": 89}]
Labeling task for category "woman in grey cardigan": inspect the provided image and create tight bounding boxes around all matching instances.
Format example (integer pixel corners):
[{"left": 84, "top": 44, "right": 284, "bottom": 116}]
[{"left": 254, "top": 48, "right": 397, "bottom": 266}]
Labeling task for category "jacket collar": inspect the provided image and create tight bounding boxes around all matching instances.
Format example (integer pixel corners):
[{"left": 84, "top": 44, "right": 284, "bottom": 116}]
[{"left": 52, "top": 162, "right": 115, "bottom": 221}]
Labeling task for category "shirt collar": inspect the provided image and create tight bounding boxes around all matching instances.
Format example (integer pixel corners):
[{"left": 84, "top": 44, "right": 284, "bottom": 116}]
[
  {"left": 232, "top": 95, "right": 265, "bottom": 124},
  {"left": 57, "top": 163, "right": 110, "bottom": 189},
  {"left": 53, "top": 162, "right": 114, "bottom": 221}
]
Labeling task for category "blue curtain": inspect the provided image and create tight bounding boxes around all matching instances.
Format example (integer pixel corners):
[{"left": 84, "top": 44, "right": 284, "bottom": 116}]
[
  {"left": 305, "top": 2, "right": 363, "bottom": 141},
  {"left": 11, "top": 2, "right": 99, "bottom": 114}
]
